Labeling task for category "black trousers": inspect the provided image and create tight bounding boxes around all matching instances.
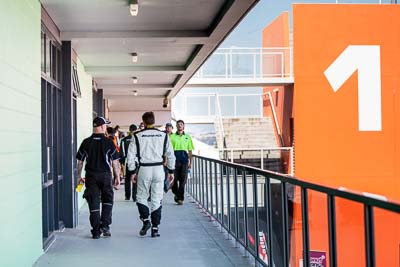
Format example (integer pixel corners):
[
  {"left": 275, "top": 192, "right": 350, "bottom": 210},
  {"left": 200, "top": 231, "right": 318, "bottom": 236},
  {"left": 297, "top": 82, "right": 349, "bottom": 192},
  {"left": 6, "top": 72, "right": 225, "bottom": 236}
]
[
  {"left": 172, "top": 161, "right": 188, "bottom": 201},
  {"left": 84, "top": 172, "right": 114, "bottom": 232},
  {"left": 137, "top": 203, "right": 162, "bottom": 227},
  {"left": 164, "top": 166, "right": 170, "bottom": 192},
  {"left": 124, "top": 169, "right": 137, "bottom": 201}
]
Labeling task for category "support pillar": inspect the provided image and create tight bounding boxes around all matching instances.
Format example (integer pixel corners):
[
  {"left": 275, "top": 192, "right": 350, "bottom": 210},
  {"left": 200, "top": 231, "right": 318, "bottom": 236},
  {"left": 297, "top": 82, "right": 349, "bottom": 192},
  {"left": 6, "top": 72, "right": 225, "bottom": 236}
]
[{"left": 61, "top": 41, "right": 78, "bottom": 228}]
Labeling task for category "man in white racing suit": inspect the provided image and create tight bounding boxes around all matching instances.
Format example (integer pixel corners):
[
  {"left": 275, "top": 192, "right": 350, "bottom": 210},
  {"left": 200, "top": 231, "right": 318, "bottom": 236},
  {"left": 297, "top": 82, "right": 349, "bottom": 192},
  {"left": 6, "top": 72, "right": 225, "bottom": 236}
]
[{"left": 127, "top": 111, "right": 175, "bottom": 237}]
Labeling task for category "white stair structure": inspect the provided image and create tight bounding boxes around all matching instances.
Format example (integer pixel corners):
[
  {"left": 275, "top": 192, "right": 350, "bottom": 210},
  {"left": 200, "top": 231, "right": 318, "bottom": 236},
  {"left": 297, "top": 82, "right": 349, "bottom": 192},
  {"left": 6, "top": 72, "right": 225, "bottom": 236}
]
[
  {"left": 216, "top": 117, "right": 281, "bottom": 158},
  {"left": 222, "top": 117, "right": 277, "bottom": 148},
  {"left": 214, "top": 117, "right": 286, "bottom": 172}
]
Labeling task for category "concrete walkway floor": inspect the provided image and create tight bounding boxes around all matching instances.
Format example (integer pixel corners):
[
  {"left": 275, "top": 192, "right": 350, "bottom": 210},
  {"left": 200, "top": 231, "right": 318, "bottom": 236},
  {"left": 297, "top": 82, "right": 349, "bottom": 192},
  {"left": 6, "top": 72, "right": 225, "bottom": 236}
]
[{"left": 34, "top": 189, "right": 253, "bottom": 267}]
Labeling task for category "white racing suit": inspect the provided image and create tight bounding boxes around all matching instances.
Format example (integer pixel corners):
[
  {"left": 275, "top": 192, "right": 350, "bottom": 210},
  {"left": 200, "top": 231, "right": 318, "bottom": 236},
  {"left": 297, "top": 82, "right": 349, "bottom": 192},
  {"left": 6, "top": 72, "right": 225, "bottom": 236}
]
[{"left": 126, "top": 128, "right": 175, "bottom": 227}]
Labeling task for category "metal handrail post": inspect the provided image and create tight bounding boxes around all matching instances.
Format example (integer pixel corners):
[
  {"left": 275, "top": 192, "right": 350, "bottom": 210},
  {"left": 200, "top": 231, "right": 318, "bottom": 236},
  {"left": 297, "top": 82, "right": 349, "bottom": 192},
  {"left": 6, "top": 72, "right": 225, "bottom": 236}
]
[
  {"left": 328, "top": 195, "right": 338, "bottom": 267},
  {"left": 226, "top": 166, "right": 231, "bottom": 239},
  {"left": 205, "top": 159, "right": 209, "bottom": 213},
  {"left": 265, "top": 176, "right": 274, "bottom": 267},
  {"left": 220, "top": 163, "right": 224, "bottom": 229},
  {"left": 234, "top": 168, "right": 239, "bottom": 243},
  {"left": 201, "top": 159, "right": 205, "bottom": 210},
  {"left": 301, "top": 188, "right": 310, "bottom": 267},
  {"left": 243, "top": 168, "right": 249, "bottom": 257},
  {"left": 209, "top": 161, "right": 214, "bottom": 218},
  {"left": 194, "top": 157, "right": 198, "bottom": 201},
  {"left": 364, "top": 205, "right": 376, "bottom": 267},
  {"left": 253, "top": 173, "right": 260, "bottom": 263},
  {"left": 215, "top": 162, "right": 219, "bottom": 222},
  {"left": 281, "top": 182, "right": 290, "bottom": 266}
]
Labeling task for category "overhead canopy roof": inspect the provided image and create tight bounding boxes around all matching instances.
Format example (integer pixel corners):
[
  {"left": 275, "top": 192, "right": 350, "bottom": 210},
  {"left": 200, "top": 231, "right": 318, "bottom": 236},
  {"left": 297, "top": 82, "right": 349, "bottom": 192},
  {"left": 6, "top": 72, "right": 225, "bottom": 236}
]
[{"left": 42, "top": 0, "right": 259, "bottom": 112}]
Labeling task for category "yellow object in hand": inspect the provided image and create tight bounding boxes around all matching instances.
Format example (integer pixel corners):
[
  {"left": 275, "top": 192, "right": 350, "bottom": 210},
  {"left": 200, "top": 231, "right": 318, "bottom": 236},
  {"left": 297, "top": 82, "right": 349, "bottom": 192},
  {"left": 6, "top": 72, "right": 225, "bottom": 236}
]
[{"left": 76, "top": 183, "right": 84, "bottom": 193}]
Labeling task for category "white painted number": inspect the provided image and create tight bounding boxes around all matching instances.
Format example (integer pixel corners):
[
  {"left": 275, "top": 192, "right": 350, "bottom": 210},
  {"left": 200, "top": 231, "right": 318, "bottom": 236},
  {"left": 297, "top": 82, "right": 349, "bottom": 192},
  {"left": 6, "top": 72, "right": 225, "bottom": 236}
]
[{"left": 324, "top": 45, "right": 382, "bottom": 131}]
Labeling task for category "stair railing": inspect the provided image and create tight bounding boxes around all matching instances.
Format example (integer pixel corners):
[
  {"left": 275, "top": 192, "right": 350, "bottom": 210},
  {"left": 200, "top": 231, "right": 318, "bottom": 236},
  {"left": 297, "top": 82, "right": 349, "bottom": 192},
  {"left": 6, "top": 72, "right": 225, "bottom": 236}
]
[
  {"left": 265, "top": 90, "right": 284, "bottom": 146},
  {"left": 214, "top": 93, "right": 227, "bottom": 152}
]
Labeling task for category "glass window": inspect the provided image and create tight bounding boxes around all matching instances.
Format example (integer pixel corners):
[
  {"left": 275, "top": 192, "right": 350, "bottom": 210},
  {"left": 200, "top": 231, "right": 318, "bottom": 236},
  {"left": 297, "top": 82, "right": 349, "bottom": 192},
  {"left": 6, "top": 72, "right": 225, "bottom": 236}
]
[
  {"left": 41, "top": 32, "right": 45, "bottom": 73},
  {"left": 236, "top": 95, "right": 261, "bottom": 116},
  {"left": 210, "top": 96, "right": 216, "bottom": 115},
  {"left": 51, "top": 43, "right": 57, "bottom": 81},
  {"left": 172, "top": 95, "right": 184, "bottom": 115},
  {"left": 202, "top": 53, "right": 227, "bottom": 78},
  {"left": 46, "top": 38, "right": 51, "bottom": 77},
  {"left": 231, "top": 53, "right": 253, "bottom": 78},
  {"left": 186, "top": 96, "right": 209, "bottom": 116},
  {"left": 57, "top": 49, "right": 62, "bottom": 83},
  {"left": 219, "top": 95, "right": 234, "bottom": 116}
]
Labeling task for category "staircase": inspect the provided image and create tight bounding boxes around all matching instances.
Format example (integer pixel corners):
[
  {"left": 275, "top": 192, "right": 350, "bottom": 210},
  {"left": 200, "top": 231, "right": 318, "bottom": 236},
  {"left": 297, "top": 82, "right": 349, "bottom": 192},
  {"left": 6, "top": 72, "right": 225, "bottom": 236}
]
[
  {"left": 221, "top": 117, "right": 277, "bottom": 148},
  {"left": 215, "top": 117, "right": 283, "bottom": 172}
]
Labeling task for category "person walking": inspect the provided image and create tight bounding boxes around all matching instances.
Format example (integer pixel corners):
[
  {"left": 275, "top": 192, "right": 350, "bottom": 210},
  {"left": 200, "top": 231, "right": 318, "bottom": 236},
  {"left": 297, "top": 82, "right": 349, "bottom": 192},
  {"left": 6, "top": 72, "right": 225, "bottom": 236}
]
[
  {"left": 163, "top": 122, "right": 174, "bottom": 192},
  {"left": 120, "top": 124, "right": 138, "bottom": 201},
  {"left": 170, "top": 120, "right": 194, "bottom": 205},
  {"left": 127, "top": 112, "right": 175, "bottom": 238},
  {"left": 76, "top": 117, "right": 120, "bottom": 239},
  {"left": 106, "top": 126, "right": 121, "bottom": 190}
]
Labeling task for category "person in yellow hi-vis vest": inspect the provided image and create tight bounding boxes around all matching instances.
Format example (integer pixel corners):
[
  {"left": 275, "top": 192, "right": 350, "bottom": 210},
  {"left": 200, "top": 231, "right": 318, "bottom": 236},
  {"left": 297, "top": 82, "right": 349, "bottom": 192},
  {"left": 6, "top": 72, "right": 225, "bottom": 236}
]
[{"left": 169, "top": 120, "right": 194, "bottom": 205}]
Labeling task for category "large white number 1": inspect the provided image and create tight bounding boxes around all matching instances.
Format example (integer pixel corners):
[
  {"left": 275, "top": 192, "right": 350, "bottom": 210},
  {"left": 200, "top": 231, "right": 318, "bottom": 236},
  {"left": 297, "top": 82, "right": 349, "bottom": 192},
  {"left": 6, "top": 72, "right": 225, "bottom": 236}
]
[{"left": 324, "top": 45, "right": 382, "bottom": 131}]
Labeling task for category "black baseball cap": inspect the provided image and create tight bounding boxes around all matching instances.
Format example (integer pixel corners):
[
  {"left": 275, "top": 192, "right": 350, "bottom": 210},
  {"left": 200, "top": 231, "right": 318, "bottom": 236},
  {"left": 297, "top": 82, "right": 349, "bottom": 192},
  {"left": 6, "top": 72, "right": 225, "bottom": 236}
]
[
  {"left": 93, "top": 116, "right": 111, "bottom": 127},
  {"left": 129, "top": 124, "right": 138, "bottom": 132}
]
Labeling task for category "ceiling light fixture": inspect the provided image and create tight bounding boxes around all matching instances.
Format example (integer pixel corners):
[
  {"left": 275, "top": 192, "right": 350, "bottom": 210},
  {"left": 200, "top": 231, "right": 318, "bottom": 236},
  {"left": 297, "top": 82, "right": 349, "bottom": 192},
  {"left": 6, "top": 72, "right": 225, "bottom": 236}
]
[
  {"left": 132, "top": 77, "right": 138, "bottom": 84},
  {"left": 131, "top": 52, "right": 138, "bottom": 63},
  {"left": 132, "top": 90, "right": 138, "bottom": 96},
  {"left": 129, "top": 0, "right": 139, "bottom": 16}
]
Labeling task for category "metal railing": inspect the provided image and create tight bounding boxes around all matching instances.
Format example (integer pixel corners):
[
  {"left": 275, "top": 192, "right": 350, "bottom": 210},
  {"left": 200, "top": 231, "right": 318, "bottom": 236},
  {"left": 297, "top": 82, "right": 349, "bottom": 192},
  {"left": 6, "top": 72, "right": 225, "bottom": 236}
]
[
  {"left": 195, "top": 147, "right": 294, "bottom": 175},
  {"left": 188, "top": 155, "right": 400, "bottom": 267},
  {"left": 192, "top": 47, "right": 292, "bottom": 80}
]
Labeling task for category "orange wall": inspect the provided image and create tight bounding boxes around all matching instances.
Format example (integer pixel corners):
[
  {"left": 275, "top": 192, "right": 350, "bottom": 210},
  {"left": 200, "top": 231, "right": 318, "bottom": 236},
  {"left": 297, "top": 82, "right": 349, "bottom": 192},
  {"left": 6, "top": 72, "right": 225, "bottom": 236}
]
[
  {"left": 293, "top": 4, "right": 400, "bottom": 267},
  {"left": 262, "top": 11, "right": 290, "bottom": 77}
]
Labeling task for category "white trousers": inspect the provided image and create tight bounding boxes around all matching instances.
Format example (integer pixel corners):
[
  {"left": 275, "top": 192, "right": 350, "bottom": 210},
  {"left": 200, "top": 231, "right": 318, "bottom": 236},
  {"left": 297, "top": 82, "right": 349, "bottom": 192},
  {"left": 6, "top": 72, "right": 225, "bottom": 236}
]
[{"left": 136, "top": 165, "right": 164, "bottom": 211}]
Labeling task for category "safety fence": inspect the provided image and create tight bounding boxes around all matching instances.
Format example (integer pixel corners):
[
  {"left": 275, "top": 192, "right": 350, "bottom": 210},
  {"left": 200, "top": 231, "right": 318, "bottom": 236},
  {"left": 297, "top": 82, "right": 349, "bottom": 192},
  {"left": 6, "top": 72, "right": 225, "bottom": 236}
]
[{"left": 187, "top": 155, "right": 400, "bottom": 267}]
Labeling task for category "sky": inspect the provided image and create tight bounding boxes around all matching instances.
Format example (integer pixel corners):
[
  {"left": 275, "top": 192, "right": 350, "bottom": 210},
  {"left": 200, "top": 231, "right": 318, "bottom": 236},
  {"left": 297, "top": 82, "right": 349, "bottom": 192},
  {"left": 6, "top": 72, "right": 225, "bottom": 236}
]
[{"left": 220, "top": 0, "right": 389, "bottom": 48}]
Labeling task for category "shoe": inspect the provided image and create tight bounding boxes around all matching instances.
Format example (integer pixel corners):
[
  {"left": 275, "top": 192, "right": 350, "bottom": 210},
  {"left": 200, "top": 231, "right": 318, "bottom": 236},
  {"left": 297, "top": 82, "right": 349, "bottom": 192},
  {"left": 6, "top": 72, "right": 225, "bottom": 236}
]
[
  {"left": 151, "top": 227, "right": 160, "bottom": 238},
  {"left": 101, "top": 228, "right": 111, "bottom": 237},
  {"left": 177, "top": 200, "right": 183, "bottom": 205},
  {"left": 139, "top": 220, "right": 151, "bottom": 236},
  {"left": 91, "top": 229, "right": 101, "bottom": 239},
  {"left": 174, "top": 196, "right": 179, "bottom": 204},
  {"left": 125, "top": 197, "right": 130, "bottom": 200},
  {"left": 132, "top": 198, "right": 137, "bottom": 202},
  {"left": 147, "top": 196, "right": 151, "bottom": 202}
]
